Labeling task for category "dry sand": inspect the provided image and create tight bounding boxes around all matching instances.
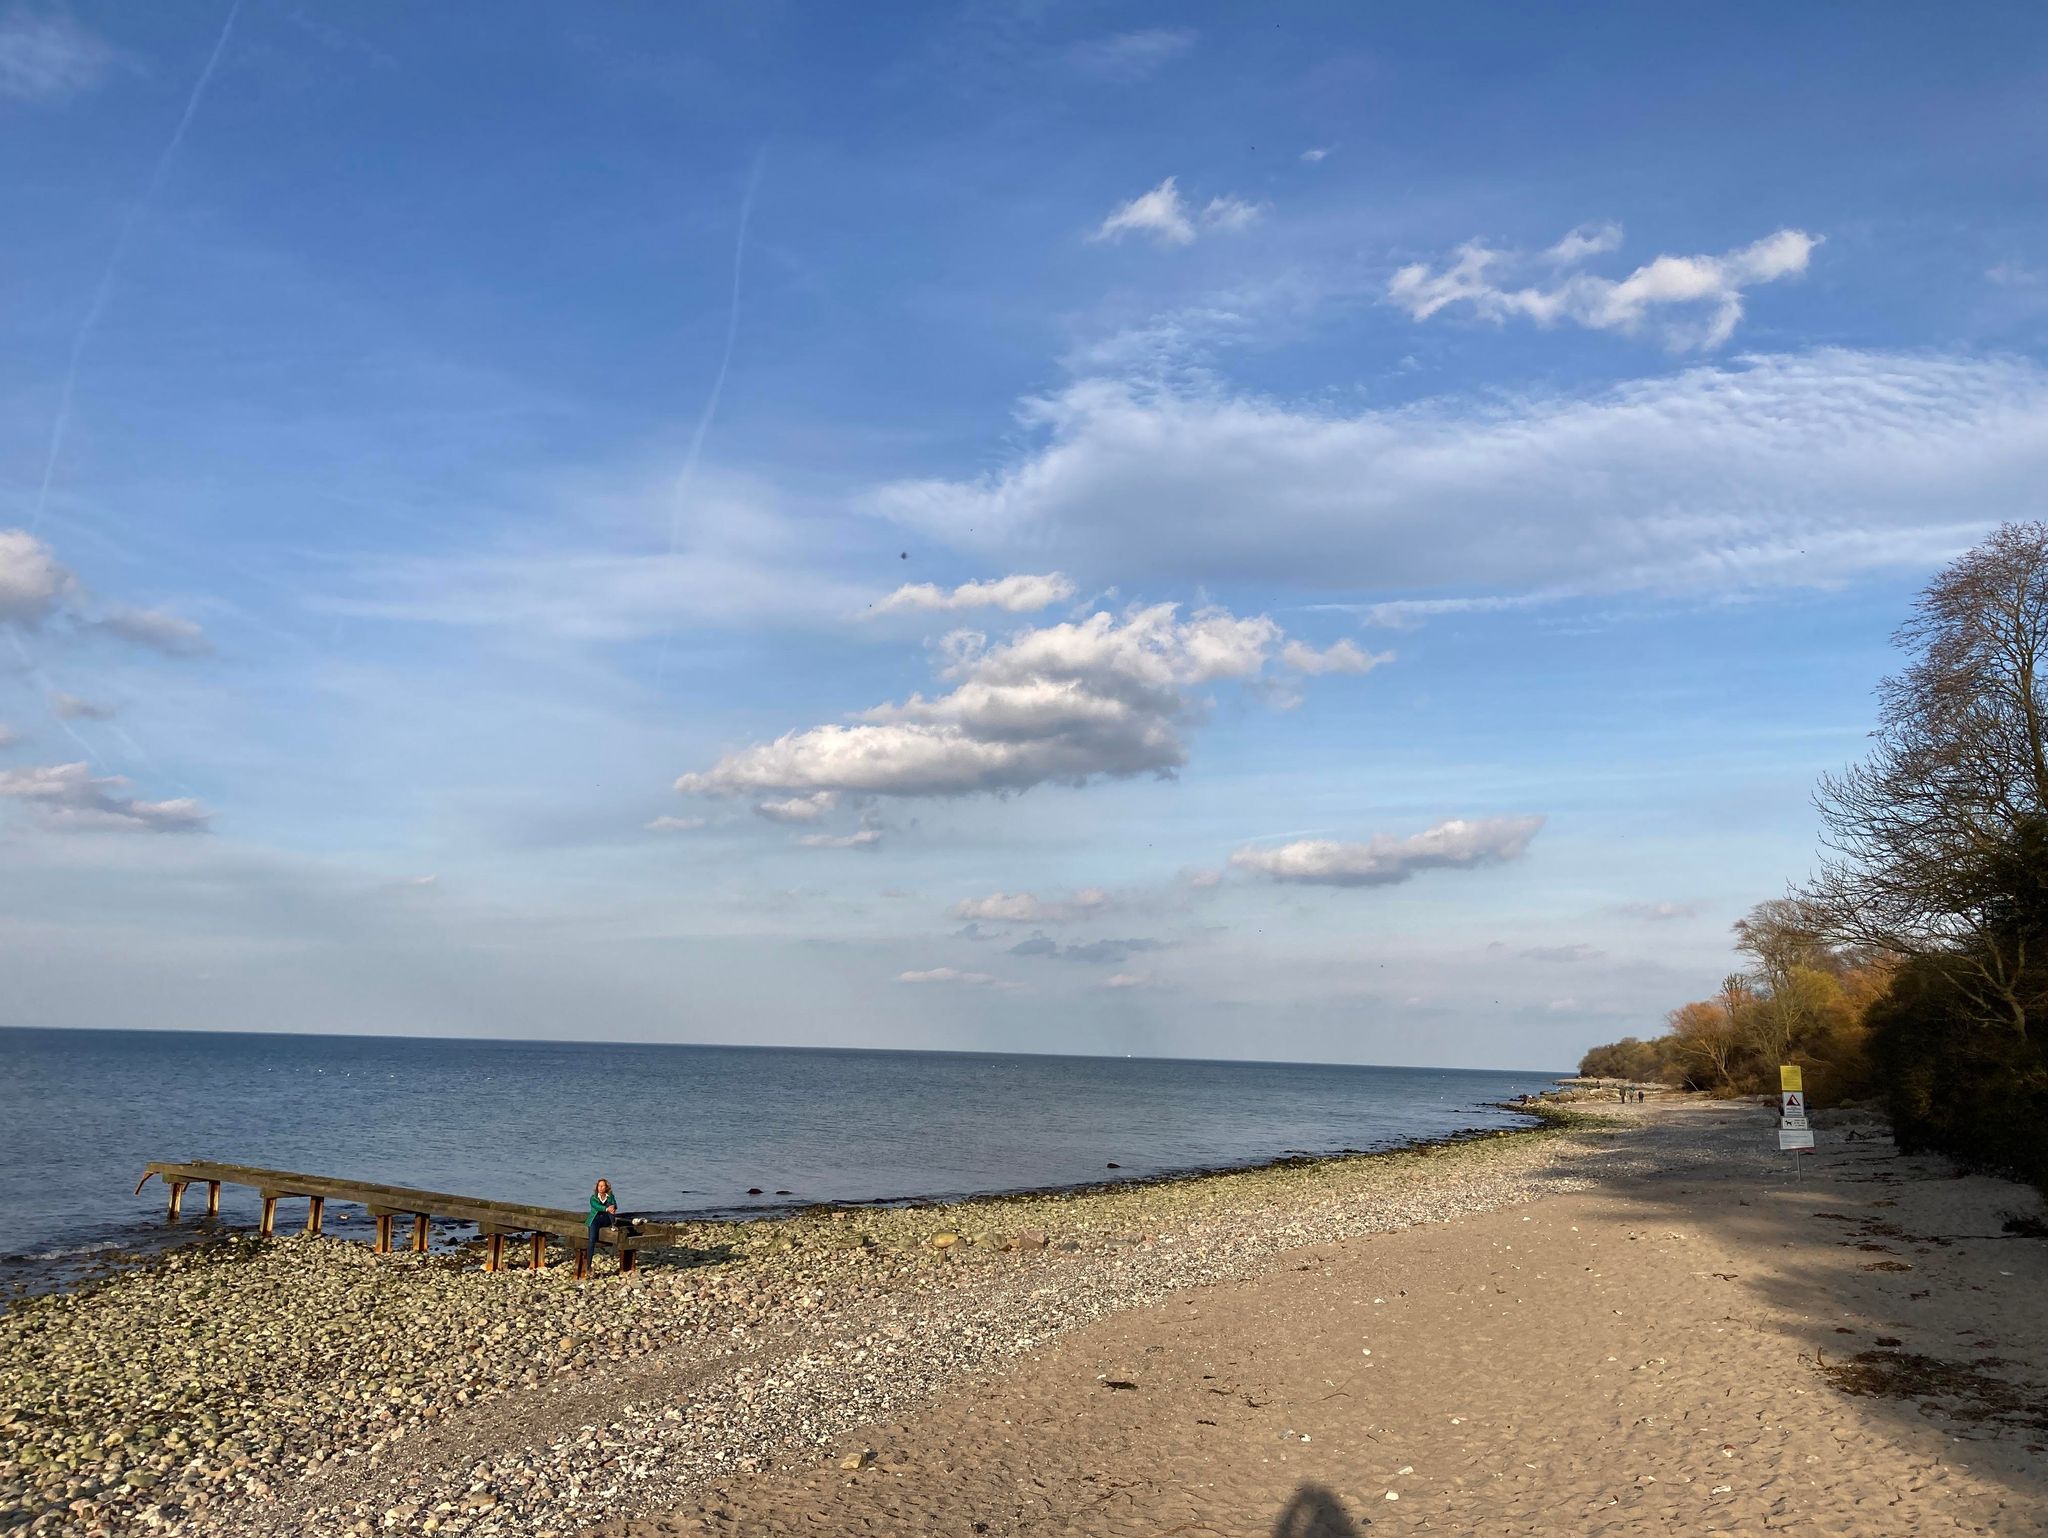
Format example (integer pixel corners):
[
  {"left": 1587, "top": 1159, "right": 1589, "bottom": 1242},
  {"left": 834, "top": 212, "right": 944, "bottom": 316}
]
[{"left": 603, "top": 1100, "right": 2048, "bottom": 1538}]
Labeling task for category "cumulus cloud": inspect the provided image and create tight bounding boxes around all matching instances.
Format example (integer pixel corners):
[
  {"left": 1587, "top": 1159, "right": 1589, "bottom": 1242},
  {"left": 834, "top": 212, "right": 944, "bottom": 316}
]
[
  {"left": 873, "top": 572, "right": 1075, "bottom": 616},
  {"left": 94, "top": 606, "right": 211, "bottom": 656},
  {"left": 645, "top": 815, "right": 708, "bottom": 833},
  {"left": 1389, "top": 223, "right": 1819, "bottom": 350},
  {"left": 898, "top": 967, "right": 1012, "bottom": 989},
  {"left": 0, "top": 761, "right": 209, "bottom": 833},
  {"left": 0, "top": 8, "right": 111, "bottom": 103},
  {"left": 1093, "top": 177, "right": 1261, "bottom": 248},
  {"left": 1067, "top": 28, "right": 1194, "bottom": 80},
  {"left": 871, "top": 351, "right": 2044, "bottom": 602},
  {"left": 1281, "top": 638, "right": 1391, "bottom": 676},
  {"left": 675, "top": 602, "right": 1316, "bottom": 800},
  {"left": 754, "top": 791, "right": 838, "bottom": 824},
  {"left": 48, "top": 692, "right": 115, "bottom": 721},
  {"left": 952, "top": 887, "right": 1113, "bottom": 925},
  {"left": 0, "top": 529, "right": 75, "bottom": 626},
  {"left": 1230, "top": 815, "right": 1543, "bottom": 887},
  {"left": 795, "top": 829, "right": 883, "bottom": 850}
]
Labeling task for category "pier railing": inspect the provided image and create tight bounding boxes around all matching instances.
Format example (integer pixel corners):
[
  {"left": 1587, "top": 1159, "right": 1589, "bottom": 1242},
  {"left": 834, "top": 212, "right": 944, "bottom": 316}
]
[{"left": 135, "top": 1161, "right": 684, "bottom": 1280}]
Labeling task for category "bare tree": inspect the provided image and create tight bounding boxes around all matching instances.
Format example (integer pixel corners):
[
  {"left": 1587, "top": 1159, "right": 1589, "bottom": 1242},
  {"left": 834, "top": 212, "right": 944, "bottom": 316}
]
[{"left": 1806, "top": 521, "right": 2048, "bottom": 1035}]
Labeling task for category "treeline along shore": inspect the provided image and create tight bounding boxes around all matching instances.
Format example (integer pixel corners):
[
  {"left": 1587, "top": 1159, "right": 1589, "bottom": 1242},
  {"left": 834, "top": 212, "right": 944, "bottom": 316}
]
[{"left": 1581, "top": 522, "right": 2048, "bottom": 1195}]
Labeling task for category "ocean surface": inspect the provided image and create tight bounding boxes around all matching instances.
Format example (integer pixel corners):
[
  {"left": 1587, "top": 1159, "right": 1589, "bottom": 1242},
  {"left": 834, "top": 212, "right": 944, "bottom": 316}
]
[{"left": 0, "top": 1028, "right": 1562, "bottom": 1294}]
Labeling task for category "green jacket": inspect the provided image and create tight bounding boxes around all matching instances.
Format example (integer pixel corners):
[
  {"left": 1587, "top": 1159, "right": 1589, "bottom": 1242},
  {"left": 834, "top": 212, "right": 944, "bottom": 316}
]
[{"left": 588, "top": 1190, "right": 617, "bottom": 1222}]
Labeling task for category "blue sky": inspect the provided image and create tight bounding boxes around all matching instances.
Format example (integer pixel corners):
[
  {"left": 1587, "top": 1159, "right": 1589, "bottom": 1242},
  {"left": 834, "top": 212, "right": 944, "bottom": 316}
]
[{"left": 3, "top": 2, "right": 2045, "bottom": 1067}]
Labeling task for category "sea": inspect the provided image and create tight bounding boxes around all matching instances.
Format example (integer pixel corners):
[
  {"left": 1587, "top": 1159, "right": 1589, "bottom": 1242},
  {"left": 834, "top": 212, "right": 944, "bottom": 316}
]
[{"left": 0, "top": 1028, "right": 1563, "bottom": 1296}]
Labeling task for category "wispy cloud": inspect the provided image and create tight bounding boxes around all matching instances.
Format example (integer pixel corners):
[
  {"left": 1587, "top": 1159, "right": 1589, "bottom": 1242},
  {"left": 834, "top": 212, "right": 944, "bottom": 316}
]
[
  {"left": 794, "top": 829, "right": 882, "bottom": 850},
  {"left": 1066, "top": 28, "right": 1194, "bottom": 81},
  {"left": 873, "top": 572, "right": 1075, "bottom": 616},
  {"left": 753, "top": 791, "right": 838, "bottom": 824},
  {"left": 644, "top": 815, "right": 708, "bottom": 833},
  {"left": 0, "top": 529, "right": 76, "bottom": 625},
  {"left": 49, "top": 691, "right": 115, "bottom": 721},
  {"left": 1300, "top": 146, "right": 1333, "bottom": 164},
  {"left": 93, "top": 606, "right": 211, "bottom": 656},
  {"left": 0, "top": 761, "right": 209, "bottom": 833},
  {"left": 1613, "top": 899, "right": 1703, "bottom": 922},
  {"left": 0, "top": 7, "right": 112, "bottom": 103},
  {"left": 1230, "top": 816, "right": 1544, "bottom": 887},
  {"left": 1280, "top": 638, "right": 1391, "bottom": 676},
  {"left": 1009, "top": 934, "right": 1164, "bottom": 965},
  {"left": 873, "top": 351, "right": 2040, "bottom": 604},
  {"left": 1092, "top": 177, "right": 1262, "bottom": 248},
  {"left": 1102, "top": 970, "right": 1153, "bottom": 989},
  {"left": 952, "top": 887, "right": 1112, "bottom": 925},
  {"left": 1389, "top": 223, "right": 1819, "bottom": 350},
  {"left": 898, "top": 966, "right": 1015, "bottom": 990}
]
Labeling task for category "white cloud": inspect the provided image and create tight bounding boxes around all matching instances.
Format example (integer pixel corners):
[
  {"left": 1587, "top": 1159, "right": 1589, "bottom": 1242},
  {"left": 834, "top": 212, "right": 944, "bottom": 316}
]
[
  {"left": 0, "top": 762, "right": 209, "bottom": 833},
  {"left": 1067, "top": 28, "right": 1194, "bottom": 80},
  {"left": 49, "top": 692, "right": 115, "bottom": 721},
  {"left": 0, "top": 8, "right": 111, "bottom": 103},
  {"left": 898, "top": 967, "right": 1009, "bottom": 988},
  {"left": 794, "top": 829, "right": 883, "bottom": 850},
  {"left": 644, "top": 815, "right": 708, "bottom": 833},
  {"left": 1389, "top": 223, "right": 1819, "bottom": 350},
  {"left": 94, "top": 606, "right": 210, "bottom": 656},
  {"left": 1614, "top": 899, "right": 1702, "bottom": 921},
  {"left": 1280, "top": 638, "right": 1391, "bottom": 676},
  {"left": 676, "top": 602, "right": 1315, "bottom": 800},
  {"left": 1103, "top": 970, "right": 1152, "bottom": 989},
  {"left": 1300, "top": 146, "right": 1332, "bottom": 164},
  {"left": 872, "top": 351, "right": 2045, "bottom": 602},
  {"left": 0, "top": 529, "right": 75, "bottom": 626},
  {"left": 952, "top": 887, "right": 1112, "bottom": 925},
  {"left": 753, "top": 791, "right": 838, "bottom": 824},
  {"left": 1521, "top": 942, "right": 1601, "bottom": 963},
  {"left": 1092, "top": 177, "right": 1261, "bottom": 248},
  {"left": 1010, "top": 934, "right": 1163, "bottom": 965},
  {"left": 1230, "top": 815, "right": 1544, "bottom": 887},
  {"left": 873, "top": 572, "right": 1075, "bottom": 616}
]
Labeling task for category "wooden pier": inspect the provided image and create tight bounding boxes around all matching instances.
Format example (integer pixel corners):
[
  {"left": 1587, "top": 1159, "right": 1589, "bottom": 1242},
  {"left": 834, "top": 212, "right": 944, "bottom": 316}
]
[{"left": 135, "top": 1161, "right": 686, "bottom": 1280}]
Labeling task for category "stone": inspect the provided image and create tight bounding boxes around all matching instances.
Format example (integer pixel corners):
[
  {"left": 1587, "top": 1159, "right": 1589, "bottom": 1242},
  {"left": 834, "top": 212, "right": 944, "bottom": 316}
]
[
  {"left": 1013, "top": 1229, "right": 1048, "bottom": 1251},
  {"left": 837, "top": 1449, "right": 874, "bottom": 1471},
  {"left": 929, "top": 1233, "right": 960, "bottom": 1250}
]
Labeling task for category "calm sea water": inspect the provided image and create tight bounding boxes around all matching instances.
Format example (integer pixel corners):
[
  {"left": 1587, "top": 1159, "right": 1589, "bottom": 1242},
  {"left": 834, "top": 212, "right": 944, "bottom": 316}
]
[{"left": 0, "top": 1028, "right": 1561, "bottom": 1291}]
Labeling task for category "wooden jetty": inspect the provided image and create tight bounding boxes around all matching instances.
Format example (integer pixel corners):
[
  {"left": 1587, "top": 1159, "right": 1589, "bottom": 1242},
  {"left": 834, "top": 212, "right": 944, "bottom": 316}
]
[{"left": 135, "top": 1161, "right": 688, "bottom": 1280}]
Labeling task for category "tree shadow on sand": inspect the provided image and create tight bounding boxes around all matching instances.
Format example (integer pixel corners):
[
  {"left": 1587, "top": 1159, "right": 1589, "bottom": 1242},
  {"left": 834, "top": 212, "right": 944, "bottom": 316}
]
[{"left": 1272, "top": 1482, "right": 1363, "bottom": 1537}]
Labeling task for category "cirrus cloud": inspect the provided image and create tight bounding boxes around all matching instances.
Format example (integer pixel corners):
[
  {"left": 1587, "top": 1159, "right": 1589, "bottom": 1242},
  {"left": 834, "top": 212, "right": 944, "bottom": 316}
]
[
  {"left": 1230, "top": 815, "right": 1544, "bottom": 887},
  {"left": 873, "top": 572, "right": 1075, "bottom": 616}
]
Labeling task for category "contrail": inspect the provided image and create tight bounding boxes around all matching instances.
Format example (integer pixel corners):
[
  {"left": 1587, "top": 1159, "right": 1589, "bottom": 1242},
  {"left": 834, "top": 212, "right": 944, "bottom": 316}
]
[
  {"left": 656, "top": 146, "right": 767, "bottom": 688},
  {"left": 28, "top": 0, "right": 242, "bottom": 535},
  {"left": 4, "top": 632, "right": 101, "bottom": 764}
]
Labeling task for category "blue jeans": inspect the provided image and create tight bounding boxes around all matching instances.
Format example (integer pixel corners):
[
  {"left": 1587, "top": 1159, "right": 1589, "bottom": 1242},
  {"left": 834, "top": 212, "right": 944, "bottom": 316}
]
[{"left": 587, "top": 1209, "right": 628, "bottom": 1255}]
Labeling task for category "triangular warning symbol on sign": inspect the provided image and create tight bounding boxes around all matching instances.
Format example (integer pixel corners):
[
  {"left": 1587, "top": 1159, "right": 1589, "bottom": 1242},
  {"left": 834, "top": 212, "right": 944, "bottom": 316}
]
[{"left": 1785, "top": 1092, "right": 1803, "bottom": 1109}]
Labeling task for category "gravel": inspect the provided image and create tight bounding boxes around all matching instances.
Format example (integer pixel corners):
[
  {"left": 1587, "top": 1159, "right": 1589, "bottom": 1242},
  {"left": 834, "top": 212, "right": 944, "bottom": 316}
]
[{"left": 0, "top": 1112, "right": 1619, "bottom": 1538}]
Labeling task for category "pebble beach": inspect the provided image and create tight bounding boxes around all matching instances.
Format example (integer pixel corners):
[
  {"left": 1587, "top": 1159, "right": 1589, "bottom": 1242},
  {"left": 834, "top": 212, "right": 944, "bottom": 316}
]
[
  {"left": 2, "top": 1109, "right": 1598, "bottom": 1538},
  {"left": 8, "top": 1096, "right": 2045, "bottom": 1537}
]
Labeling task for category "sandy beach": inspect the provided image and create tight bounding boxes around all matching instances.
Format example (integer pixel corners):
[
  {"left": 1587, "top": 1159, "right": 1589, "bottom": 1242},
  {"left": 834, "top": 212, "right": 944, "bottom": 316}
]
[{"left": 5, "top": 1098, "right": 2045, "bottom": 1537}]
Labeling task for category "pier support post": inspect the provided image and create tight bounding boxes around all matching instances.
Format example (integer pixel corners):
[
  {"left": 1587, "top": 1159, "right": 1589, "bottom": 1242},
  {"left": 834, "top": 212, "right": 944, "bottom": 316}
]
[
  {"left": 411, "top": 1214, "right": 428, "bottom": 1253},
  {"left": 305, "top": 1196, "right": 325, "bottom": 1236},
  {"left": 374, "top": 1214, "right": 393, "bottom": 1254},
  {"left": 573, "top": 1245, "right": 590, "bottom": 1282},
  {"left": 529, "top": 1233, "right": 546, "bottom": 1271},
  {"left": 619, "top": 1245, "right": 637, "bottom": 1276},
  {"left": 485, "top": 1233, "right": 504, "bottom": 1273},
  {"left": 205, "top": 1182, "right": 220, "bottom": 1218},
  {"left": 259, "top": 1195, "right": 277, "bottom": 1237},
  {"left": 167, "top": 1181, "right": 186, "bottom": 1221}
]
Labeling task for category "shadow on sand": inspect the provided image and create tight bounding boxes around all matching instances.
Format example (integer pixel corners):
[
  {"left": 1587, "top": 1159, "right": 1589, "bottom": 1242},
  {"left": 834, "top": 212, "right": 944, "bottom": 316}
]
[{"left": 1272, "top": 1482, "right": 1363, "bottom": 1537}]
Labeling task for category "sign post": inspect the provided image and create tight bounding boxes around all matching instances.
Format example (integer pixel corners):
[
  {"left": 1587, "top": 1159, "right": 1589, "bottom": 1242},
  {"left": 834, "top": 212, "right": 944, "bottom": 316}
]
[{"left": 1777, "top": 1064, "right": 1815, "bottom": 1151}]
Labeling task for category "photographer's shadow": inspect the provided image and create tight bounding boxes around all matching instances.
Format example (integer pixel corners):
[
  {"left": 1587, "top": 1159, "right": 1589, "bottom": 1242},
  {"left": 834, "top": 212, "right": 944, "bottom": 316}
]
[{"left": 1273, "top": 1483, "right": 1363, "bottom": 1537}]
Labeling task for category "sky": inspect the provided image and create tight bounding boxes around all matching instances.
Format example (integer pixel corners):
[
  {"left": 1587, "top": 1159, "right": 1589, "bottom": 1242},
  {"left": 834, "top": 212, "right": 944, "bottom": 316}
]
[{"left": 3, "top": 2, "right": 2046, "bottom": 1069}]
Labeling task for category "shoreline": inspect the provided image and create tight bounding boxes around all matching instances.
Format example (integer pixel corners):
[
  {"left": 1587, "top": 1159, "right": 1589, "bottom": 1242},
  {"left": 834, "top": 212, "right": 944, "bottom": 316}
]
[
  {"left": 0, "top": 1101, "right": 1603, "bottom": 1536},
  {"left": 0, "top": 1104, "right": 1555, "bottom": 1309}
]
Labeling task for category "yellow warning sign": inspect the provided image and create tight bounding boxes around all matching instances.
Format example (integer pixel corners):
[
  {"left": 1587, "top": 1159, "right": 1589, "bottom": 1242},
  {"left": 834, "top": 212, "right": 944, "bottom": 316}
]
[{"left": 1780, "top": 1064, "right": 1804, "bottom": 1093}]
